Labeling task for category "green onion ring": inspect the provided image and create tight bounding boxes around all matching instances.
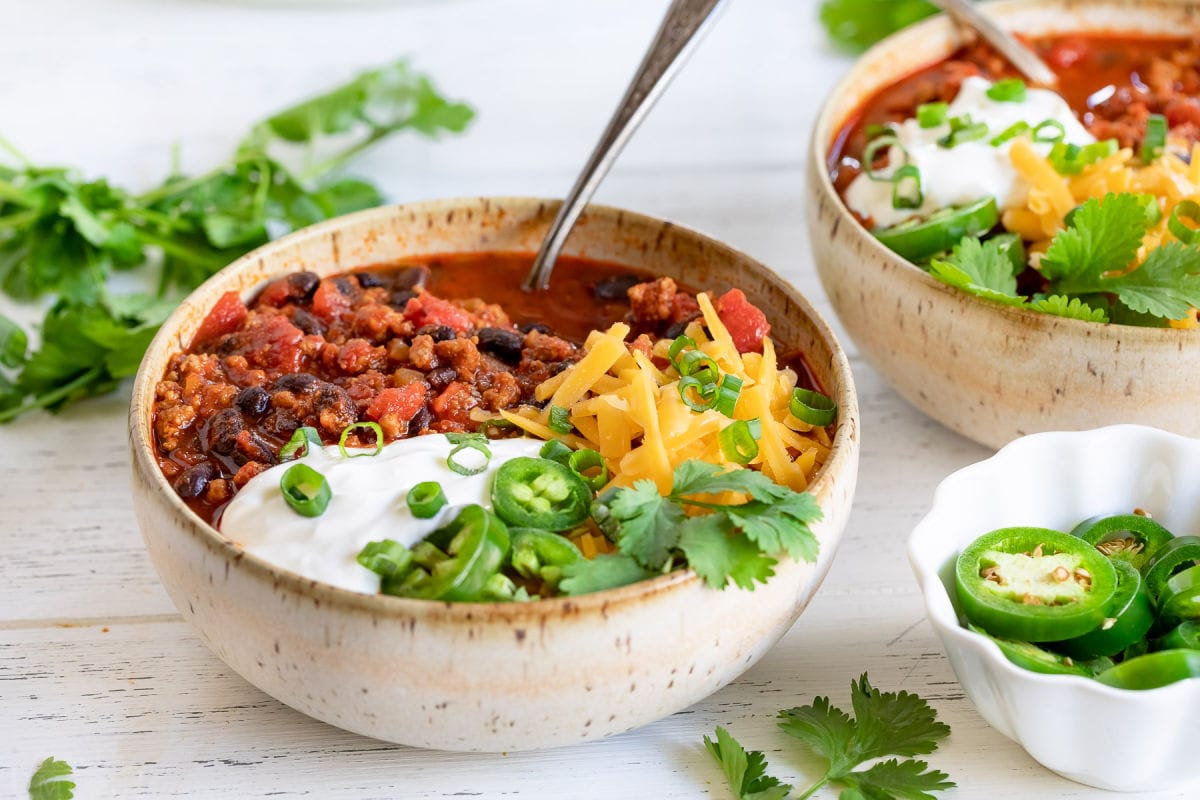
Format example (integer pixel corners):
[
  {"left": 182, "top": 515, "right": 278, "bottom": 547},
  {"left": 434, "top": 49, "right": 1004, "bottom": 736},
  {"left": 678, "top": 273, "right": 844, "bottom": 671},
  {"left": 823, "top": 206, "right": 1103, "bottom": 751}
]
[
  {"left": 678, "top": 376, "right": 717, "bottom": 412},
  {"left": 986, "top": 78, "right": 1027, "bottom": 103},
  {"left": 447, "top": 439, "right": 492, "bottom": 476},
  {"left": 916, "top": 102, "right": 949, "bottom": 129},
  {"left": 539, "top": 439, "right": 574, "bottom": 465},
  {"left": 789, "top": 388, "right": 838, "bottom": 427},
  {"left": 990, "top": 121, "right": 1031, "bottom": 147},
  {"left": 712, "top": 374, "right": 743, "bottom": 417},
  {"left": 279, "top": 426, "right": 322, "bottom": 461},
  {"left": 719, "top": 419, "right": 761, "bottom": 465},
  {"left": 1032, "top": 119, "right": 1066, "bottom": 143},
  {"left": 668, "top": 335, "right": 696, "bottom": 371},
  {"left": 548, "top": 405, "right": 573, "bottom": 434},
  {"left": 280, "top": 463, "right": 332, "bottom": 517},
  {"left": 407, "top": 481, "right": 448, "bottom": 518},
  {"left": 1169, "top": 200, "right": 1200, "bottom": 244},
  {"left": 1141, "top": 114, "right": 1168, "bottom": 163},
  {"left": 677, "top": 349, "right": 719, "bottom": 379},
  {"left": 567, "top": 448, "right": 609, "bottom": 491},
  {"left": 891, "top": 164, "right": 924, "bottom": 210},
  {"left": 356, "top": 539, "right": 412, "bottom": 578},
  {"left": 863, "top": 134, "right": 908, "bottom": 182},
  {"left": 338, "top": 421, "right": 384, "bottom": 458}
]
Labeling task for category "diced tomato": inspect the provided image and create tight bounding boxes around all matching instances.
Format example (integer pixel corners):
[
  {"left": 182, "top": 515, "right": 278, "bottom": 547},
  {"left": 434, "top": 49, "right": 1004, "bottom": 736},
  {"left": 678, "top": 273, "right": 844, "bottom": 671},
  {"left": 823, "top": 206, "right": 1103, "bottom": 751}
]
[
  {"left": 1166, "top": 98, "right": 1200, "bottom": 129},
  {"left": 670, "top": 292, "right": 700, "bottom": 324},
  {"left": 242, "top": 313, "right": 306, "bottom": 373},
  {"left": 715, "top": 289, "right": 770, "bottom": 354},
  {"left": 311, "top": 279, "right": 353, "bottom": 323},
  {"left": 194, "top": 291, "right": 247, "bottom": 344},
  {"left": 367, "top": 384, "right": 427, "bottom": 424},
  {"left": 403, "top": 294, "right": 473, "bottom": 334},
  {"left": 431, "top": 381, "right": 478, "bottom": 426}
]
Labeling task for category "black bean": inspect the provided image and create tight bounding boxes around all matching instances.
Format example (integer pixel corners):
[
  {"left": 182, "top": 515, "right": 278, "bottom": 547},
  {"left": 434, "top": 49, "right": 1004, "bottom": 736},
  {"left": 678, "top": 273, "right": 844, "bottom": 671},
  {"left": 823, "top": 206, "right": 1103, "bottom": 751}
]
[
  {"left": 355, "top": 271, "right": 386, "bottom": 289},
  {"left": 416, "top": 324, "right": 456, "bottom": 343},
  {"left": 207, "top": 408, "right": 244, "bottom": 456},
  {"left": 263, "top": 409, "right": 300, "bottom": 437},
  {"left": 333, "top": 277, "right": 355, "bottom": 296},
  {"left": 592, "top": 274, "right": 641, "bottom": 301},
  {"left": 426, "top": 366, "right": 457, "bottom": 391},
  {"left": 291, "top": 308, "right": 326, "bottom": 337},
  {"left": 519, "top": 321, "right": 551, "bottom": 335},
  {"left": 313, "top": 384, "right": 357, "bottom": 429},
  {"left": 173, "top": 463, "right": 216, "bottom": 499},
  {"left": 241, "top": 432, "right": 278, "bottom": 465},
  {"left": 663, "top": 319, "right": 691, "bottom": 339},
  {"left": 234, "top": 386, "right": 270, "bottom": 416},
  {"left": 272, "top": 372, "right": 321, "bottom": 394},
  {"left": 476, "top": 327, "right": 524, "bottom": 365},
  {"left": 287, "top": 271, "right": 320, "bottom": 301},
  {"left": 394, "top": 266, "right": 430, "bottom": 290},
  {"left": 391, "top": 289, "right": 417, "bottom": 308},
  {"left": 409, "top": 405, "right": 432, "bottom": 434}
]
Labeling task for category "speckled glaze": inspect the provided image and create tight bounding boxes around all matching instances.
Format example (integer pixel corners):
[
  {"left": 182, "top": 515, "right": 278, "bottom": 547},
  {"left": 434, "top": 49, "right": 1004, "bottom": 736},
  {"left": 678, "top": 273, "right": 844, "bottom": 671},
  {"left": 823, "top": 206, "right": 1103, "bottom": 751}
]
[
  {"left": 128, "top": 198, "right": 860, "bottom": 751},
  {"left": 808, "top": 0, "right": 1200, "bottom": 450}
]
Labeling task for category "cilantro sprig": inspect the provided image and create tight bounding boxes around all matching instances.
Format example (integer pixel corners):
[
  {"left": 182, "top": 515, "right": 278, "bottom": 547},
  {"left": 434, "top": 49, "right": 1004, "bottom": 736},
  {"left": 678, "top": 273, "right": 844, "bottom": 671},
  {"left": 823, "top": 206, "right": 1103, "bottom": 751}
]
[
  {"left": 0, "top": 59, "right": 473, "bottom": 422},
  {"left": 927, "top": 192, "right": 1200, "bottom": 326},
  {"left": 707, "top": 675, "right": 954, "bottom": 800},
  {"left": 28, "top": 757, "right": 74, "bottom": 800},
  {"left": 559, "top": 460, "right": 821, "bottom": 595}
]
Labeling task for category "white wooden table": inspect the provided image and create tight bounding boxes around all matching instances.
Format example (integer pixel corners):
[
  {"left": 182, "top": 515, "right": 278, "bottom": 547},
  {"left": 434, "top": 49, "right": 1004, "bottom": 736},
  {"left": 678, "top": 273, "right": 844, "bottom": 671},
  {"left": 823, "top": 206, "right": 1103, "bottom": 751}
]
[{"left": 0, "top": 1, "right": 1190, "bottom": 797}]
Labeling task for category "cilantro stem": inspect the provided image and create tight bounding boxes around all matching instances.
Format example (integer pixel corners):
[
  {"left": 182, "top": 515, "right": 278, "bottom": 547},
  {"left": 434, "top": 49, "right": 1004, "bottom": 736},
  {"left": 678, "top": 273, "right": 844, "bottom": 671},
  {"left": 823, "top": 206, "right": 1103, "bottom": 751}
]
[
  {"left": 132, "top": 153, "right": 260, "bottom": 205},
  {"left": 0, "top": 366, "right": 103, "bottom": 423},
  {"left": 137, "top": 232, "right": 228, "bottom": 270},
  {"left": 0, "top": 209, "right": 37, "bottom": 230},
  {"left": 795, "top": 775, "right": 832, "bottom": 800},
  {"left": 0, "top": 133, "right": 32, "bottom": 167},
  {"left": 299, "top": 127, "right": 396, "bottom": 183}
]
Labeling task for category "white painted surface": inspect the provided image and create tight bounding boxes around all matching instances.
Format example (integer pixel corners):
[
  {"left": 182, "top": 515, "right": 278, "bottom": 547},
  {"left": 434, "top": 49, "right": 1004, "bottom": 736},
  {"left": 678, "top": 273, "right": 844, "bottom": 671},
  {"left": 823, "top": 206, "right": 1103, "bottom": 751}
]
[{"left": 0, "top": 0, "right": 1189, "bottom": 797}]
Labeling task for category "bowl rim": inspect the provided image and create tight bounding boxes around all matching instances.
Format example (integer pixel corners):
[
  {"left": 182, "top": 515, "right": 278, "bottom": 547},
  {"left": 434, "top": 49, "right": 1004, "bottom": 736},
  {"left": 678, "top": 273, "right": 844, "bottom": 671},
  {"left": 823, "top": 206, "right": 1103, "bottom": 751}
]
[
  {"left": 808, "top": 0, "right": 1200, "bottom": 340},
  {"left": 129, "top": 195, "right": 860, "bottom": 621},
  {"left": 908, "top": 423, "right": 1200, "bottom": 699}
]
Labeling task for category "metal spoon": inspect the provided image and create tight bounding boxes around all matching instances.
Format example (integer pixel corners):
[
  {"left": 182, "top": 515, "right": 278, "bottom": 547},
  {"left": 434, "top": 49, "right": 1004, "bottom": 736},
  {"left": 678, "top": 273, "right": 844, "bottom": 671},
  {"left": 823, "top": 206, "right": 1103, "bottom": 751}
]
[
  {"left": 522, "top": 0, "right": 728, "bottom": 292},
  {"left": 927, "top": 0, "right": 1058, "bottom": 87}
]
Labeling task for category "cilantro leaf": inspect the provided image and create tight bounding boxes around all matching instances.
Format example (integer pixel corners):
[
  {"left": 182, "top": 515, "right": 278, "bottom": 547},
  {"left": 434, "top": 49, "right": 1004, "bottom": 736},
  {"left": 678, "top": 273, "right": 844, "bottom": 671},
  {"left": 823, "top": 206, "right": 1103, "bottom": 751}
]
[
  {"left": 1103, "top": 240, "right": 1200, "bottom": 320},
  {"left": 1039, "top": 193, "right": 1144, "bottom": 283},
  {"left": 559, "top": 554, "right": 653, "bottom": 596},
  {"left": 818, "top": 0, "right": 937, "bottom": 52},
  {"left": 1027, "top": 294, "right": 1109, "bottom": 322},
  {"left": 777, "top": 694, "right": 859, "bottom": 775},
  {"left": 0, "top": 311, "right": 27, "bottom": 367},
  {"left": 610, "top": 479, "right": 686, "bottom": 568},
  {"left": 28, "top": 757, "right": 74, "bottom": 800},
  {"left": 670, "top": 459, "right": 792, "bottom": 502},
  {"left": 678, "top": 514, "right": 777, "bottom": 590},
  {"left": 725, "top": 492, "right": 822, "bottom": 563},
  {"left": 841, "top": 758, "right": 955, "bottom": 800},
  {"left": 928, "top": 236, "right": 1024, "bottom": 306},
  {"left": 846, "top": 674, "right": 950, "bottom": 760},
  {"left": 704, "top": 726, "right": 792, "bottom": 800}
]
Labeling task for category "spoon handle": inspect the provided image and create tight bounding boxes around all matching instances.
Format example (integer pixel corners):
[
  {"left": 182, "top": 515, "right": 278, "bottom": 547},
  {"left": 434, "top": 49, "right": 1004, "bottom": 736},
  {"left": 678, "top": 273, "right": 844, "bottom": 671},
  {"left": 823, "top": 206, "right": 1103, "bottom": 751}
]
[
  {"left": 927, "top": 0, "right": 1058, "bottom": 87},
  {"left": 522, "top": 0, "right": 728, "bottom": 291}
]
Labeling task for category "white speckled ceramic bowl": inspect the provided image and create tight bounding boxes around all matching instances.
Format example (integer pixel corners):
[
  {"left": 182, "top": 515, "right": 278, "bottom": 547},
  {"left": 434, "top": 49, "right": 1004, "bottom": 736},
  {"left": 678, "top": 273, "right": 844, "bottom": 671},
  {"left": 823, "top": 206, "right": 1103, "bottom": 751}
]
[
  {"left": 128, "top": 197, "right": 860, "bottom": 752},
  {"left": 909, "top": 425, "right": 1200, "bottom": 791},
  {"left": 808, "top": 0, "right": 1200, "bottom": 450}
]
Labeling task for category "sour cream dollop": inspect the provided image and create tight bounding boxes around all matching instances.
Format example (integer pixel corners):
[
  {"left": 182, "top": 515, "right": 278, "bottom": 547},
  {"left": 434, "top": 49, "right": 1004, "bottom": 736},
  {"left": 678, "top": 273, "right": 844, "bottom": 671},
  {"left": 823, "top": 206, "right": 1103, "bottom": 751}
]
[
  {"left": 220, "top": 435, "right": 546, "bottom": 594},
  {"left": 845, "top": 77, "right": 1095, "bottom": 228}
]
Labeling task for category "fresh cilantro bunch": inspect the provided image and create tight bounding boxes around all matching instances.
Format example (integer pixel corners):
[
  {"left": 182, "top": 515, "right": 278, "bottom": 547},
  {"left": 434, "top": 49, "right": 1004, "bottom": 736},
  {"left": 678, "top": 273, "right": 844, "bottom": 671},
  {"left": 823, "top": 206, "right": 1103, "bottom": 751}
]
[
  {"left": 558, "top": 460, "right": 822, "bottom": 595},
  {"left": 929, "top": 192, "right": 1200, "bottom": 325},
  {"left": 818, "top": 0, "right": 938, "bottom": 52},
  {"left": 0, "top": 59, "right": 473, "bottom": 423},
  {"left": 706, "top": 674, "right": 954, "bottom": 800},
  {"left": 28, "top": 757, "right": 74, "bottom": 800}
]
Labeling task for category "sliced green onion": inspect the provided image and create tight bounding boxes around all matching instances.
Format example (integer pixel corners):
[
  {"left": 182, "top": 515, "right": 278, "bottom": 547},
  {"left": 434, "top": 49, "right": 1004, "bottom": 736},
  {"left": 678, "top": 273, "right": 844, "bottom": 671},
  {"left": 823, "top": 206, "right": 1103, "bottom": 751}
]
[
  {"left": 357, "top": 539, "right": 412, "bottom": 578},
  {"left": 539, "top": 439, "right": 574, "bottom": 465},
  {"left": 916, "top": 102, "right": 949, "bottom": 129},
  {"left": 712, "top": 374, "right": 743, "bottom": 417},
  {"left": 891, "top": 164, "right": 924, "bottom": 210},
  {"left": 1141, "top": 114, "right": 1168, "bottom": 163},
  {"left": 447, "top": 437, "right": 492, "bottom": 476},
  {"left": 668, "top": 335, "right": 696, "bottom": 370},
  {"left": 548, "top": 405, "right": 573, "bottom": 434},
  {"left": 864, "top": 123, "right": 892, "bottom": 140},
  {"left": 407, "top": 481, "right": 448, "bottom": 518},
  {"left": 1169, "top": 200, "right": 1200, "bottom": 244},
  {"left": 280, "top": 463, "right": 331, "bottom": 517},
  {"left": 1048, "top": 139, "right": 1118, "bottom": 175},
  {"left": 1032, "top": 119, "right": 1066, "bottom": 143},
  {"left": 279, "top": 426, "right": 322, "bottom": 461},
  {"left": 986, "top": 78, "right": 1027, "bottom": 103},
  {"left": 990, "top": 121, "right": 1031, "bottom": 147},
  {"left": 677, "top": 349, "right": 719, "bottom": 381},
  {"left": 567, "top": 448, "right": 608, "bottom": 491},
  {"left": 863, "top": 134, "right": 908, "bottom": 181},
  {"left": 1136, "top": 193, "right": 1164, "bottom": 226},
  {"left": 478, "top": 417, "right": 517, "bottom": 437},
  {"left": 789, "top": 388, "right": 838, "bottom": 427},
  {"left": 719, "top": 420, "right": 761, "bottom": 465},
  {"left": 338, "top": 421, "right": 384, "bottom": 458},
  {"left": 678, "top": 376, "right": 717, "bottom": 412},
  {"left": 938, "top": 115, "right": 988, "bottom": 148}
]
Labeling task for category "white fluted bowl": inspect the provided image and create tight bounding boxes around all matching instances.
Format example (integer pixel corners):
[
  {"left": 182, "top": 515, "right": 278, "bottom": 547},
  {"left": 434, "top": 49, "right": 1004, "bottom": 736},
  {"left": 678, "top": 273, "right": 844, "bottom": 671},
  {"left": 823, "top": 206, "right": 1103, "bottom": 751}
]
[{"left": 909, "top": 425, "right": 1200, "bottom": 791}]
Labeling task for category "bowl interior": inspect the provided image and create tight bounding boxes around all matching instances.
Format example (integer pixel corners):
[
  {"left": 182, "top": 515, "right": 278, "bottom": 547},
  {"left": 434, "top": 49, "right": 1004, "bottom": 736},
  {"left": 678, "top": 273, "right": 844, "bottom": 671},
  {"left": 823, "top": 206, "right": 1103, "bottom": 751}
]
[{"left": 130, "top": 197, "right": 859, "bottom": 613}]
